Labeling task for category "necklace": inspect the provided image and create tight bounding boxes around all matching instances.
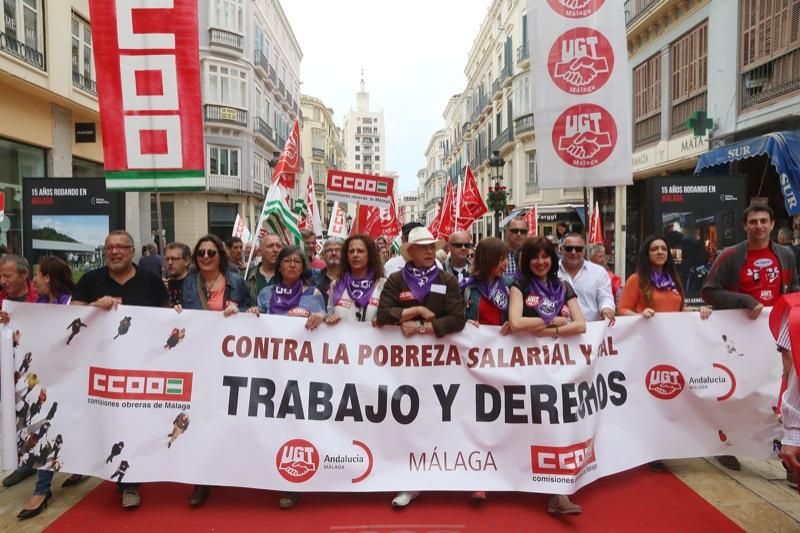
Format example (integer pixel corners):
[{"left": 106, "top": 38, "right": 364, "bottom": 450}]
[{"left": 202, "top": 272, "right": 222, "bottom": 300}]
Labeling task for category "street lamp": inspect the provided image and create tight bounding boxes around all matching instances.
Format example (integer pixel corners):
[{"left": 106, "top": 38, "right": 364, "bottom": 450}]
[{"left": 487, "top": 150, "right": 506, "bottom": 238}]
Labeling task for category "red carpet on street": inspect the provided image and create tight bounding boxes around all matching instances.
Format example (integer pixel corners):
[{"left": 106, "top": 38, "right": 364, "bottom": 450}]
[{"left": 45, "top": 466, "right": 742, "bottom": 533}]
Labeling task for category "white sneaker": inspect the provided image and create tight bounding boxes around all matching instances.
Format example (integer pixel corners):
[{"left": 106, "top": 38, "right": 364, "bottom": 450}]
[{"left": 391, "top": 491, "right": 419, "bottom": 508}]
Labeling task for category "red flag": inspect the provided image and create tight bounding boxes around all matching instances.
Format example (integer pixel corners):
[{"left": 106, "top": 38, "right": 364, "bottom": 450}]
[
  {"left": 430, "top": 179, "right": 457, "bottom": 239},
  {"left": 457, "top": 165, "right": 488, "bottom": 230},
  {"left": 271, "top": 119, "right": 301, "bottom": 188},
  {"left": 588, "top": 201, "right": 602, "bottom": 244},
  {"left": 355, "top": 195, "right": 402, "bottom": 242},
  {"left": 525, "top": 205, "right": 538, "bottom": 236}
]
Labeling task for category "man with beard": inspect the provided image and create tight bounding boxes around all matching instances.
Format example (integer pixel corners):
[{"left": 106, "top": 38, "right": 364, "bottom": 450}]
[
  {"left": 164, "top": 242, "right": 191, "bottom": 307},
  {"left": 72, "top": 230, "right": 169, "bottom": 509},
  {"left": 314, "top": 237, "right": 343, "bottom": 307},
  {"left": 302, "top": 229, "right": 326, "bottom": 270},
  {"left": 246, "top": 233, "right": 282, "bottom": 304}
]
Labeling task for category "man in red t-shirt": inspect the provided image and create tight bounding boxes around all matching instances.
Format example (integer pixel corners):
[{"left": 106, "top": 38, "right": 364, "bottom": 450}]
[{"left": 703, "top": 203, "right": 799, "bottom": 472}]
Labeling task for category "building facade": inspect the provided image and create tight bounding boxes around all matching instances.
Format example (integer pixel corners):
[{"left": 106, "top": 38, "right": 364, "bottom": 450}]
[
  {"left": 300, "top": 94, "right": 347, "bottom": 226},
  {"left": 343, "top": 77, "right": 386, "bottom": 177},
  {"left": 0, "top": 0, "right": 105, "bottom": 253},
  {"left": 420, "top": 130, "right": 447, "bottom": 226},
  {"left": 399, "top": 190, "right": 419, "bottom": 224},
  {"left": 155, "top": 0, "right": 302, "bottom": 246}
]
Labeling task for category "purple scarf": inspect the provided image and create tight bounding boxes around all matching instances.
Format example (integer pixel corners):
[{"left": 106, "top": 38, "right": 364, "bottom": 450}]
[
  {"left": 528, "top": 277, "right": 566, "bottom": 324},
  {"left": 651, "top": 270, "right": 677, "bottom": 291},
  {"left": 36, "top": 293, "right": 71, "bottom": 305},
  {"left": 269, "top": 279, "right": 304, "bottom": 315},
  {"left": 402, "top": 263, "right": 439, "bottom": 302},
  {"left": 332, "top": 271, "right": 377, "bottom": 308},
  {"left": 463, "top": 276, "right": 508, "bottom": 311}
]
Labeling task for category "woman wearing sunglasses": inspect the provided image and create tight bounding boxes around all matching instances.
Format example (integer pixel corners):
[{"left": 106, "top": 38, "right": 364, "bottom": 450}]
[
  {"left": 508, "top": 236, "right": 586, "bottom": 515},
  {"left": 174, "top": 234, "right": 250, "bottom": 507}
]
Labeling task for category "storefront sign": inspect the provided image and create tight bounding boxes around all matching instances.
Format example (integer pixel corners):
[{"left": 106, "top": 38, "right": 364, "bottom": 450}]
[
  {"left": 632, "top": 134, "right": 708, "bottom": 174},
  {"left": 75, "top": 123, "right": 96, "bottom": 143}
]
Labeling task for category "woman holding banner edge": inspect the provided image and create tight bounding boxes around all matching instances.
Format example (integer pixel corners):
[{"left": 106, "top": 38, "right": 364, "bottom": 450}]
[{"left": 508, "top": 236, "right": 586, "bottom": 515}]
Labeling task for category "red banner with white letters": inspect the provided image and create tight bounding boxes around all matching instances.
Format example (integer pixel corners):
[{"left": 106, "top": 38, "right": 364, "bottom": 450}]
[
  {"left": 89, "top": 0, "right": 205, "bottom": 191},
  {"left": 326, "top": 170, "right": 395, "bottom": 208}
]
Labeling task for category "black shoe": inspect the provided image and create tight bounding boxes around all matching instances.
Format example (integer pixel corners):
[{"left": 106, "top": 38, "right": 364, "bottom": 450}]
[
  {"left": 278, "top": 491, "right": 299, "bottom": 509},
  {"left": 648, "top": 460, "right": 666, "bottom": 472},
  {"left": 3, "top": 467, "right": 35, "bottom": 487},
  {"left": 189, "top": 485, "right": 210, "bottom": 507},
  {"left": 17, "top": 492, "right": 51, "bottom": 520},
  {"left": 61, "top": 474, "right": 87, "bottom": 488},
  {"left": 717, "top": 455, "right": 742, "bottom": 471}
]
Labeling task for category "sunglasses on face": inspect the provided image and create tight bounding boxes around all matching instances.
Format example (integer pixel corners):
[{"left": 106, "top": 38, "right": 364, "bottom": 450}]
[
  {"left": 197, "top": 249, "right": 218, "bottom": 258},
  {"left": 450, "top": 242, "right": 473, "bottom": 249},
  {"left": 508, "top": 229, "right": 528, "bottom": 235},
  {"left": 563, "top": 245, "right": 585, "bottom": 253}
]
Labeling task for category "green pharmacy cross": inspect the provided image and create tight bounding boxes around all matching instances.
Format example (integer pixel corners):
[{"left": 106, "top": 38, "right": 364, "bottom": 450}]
[{"left": 687, "top": 111, "right": 714, "bottom": 137}]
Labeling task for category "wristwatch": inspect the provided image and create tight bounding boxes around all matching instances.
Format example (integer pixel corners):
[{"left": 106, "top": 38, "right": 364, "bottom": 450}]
[{"left": 418, "top": 319, "right": 426, "bottom": 334}]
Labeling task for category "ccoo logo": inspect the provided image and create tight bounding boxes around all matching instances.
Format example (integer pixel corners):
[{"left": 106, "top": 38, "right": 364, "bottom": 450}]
[
  {"left": 548, "top": 28, "right": 614, "bottom": 95},
  {"left": 546, "top": 0, "right": 606, "bottom": 18},
  {"left": 646, "top": 364, "right": 685, "bottom": 400},
  {"left": 552, "top": 103, "right": 617, "bottom": 168},
  {"left": 276, "top": 439, "right": 320, "bottom": 483}
]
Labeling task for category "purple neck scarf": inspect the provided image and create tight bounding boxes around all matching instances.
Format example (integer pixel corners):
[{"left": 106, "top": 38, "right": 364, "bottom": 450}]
[
  {"left": 465, "top": 276, "right": 508, "bottom": 311},
  {"left": 333, "top": 271, "right": 377, "bottom": 308},
  {"left": 402, "top": 263, "right": 439, "bottom": 302},
  {"left": 269, "top": 279, "right": 304, "bottom": 315},
  {"left": 36, "top": 293, "right": 71, "bottom": 305},
  {"left": 651, "top": 270, "right": 676, "bottom": 291},
  {"left": 528, "top": 277, "right": 566, "bottom": 324}
]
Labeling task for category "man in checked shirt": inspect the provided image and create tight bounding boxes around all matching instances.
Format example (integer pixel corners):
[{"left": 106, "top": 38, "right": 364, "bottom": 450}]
[{"left": 775, "top": 304, "right": 800, "bottom": 489}]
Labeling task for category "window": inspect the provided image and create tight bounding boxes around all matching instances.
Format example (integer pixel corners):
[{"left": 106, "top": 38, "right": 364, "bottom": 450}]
[
  {"left": 512, "top": 72, "right": 532, "bottom": 118},
  {"left": 208, "top": 146, "right": 240, "bottom": 177},
  {"left": 211, "top": 0, "right": 244, "bottom": 34},
  {"left": 71, "top": 14, "right": 92, "bottom": 81},
  {"left": 355, "top": 163, "right": 360, "bottom": 169},
  {"left": 375, "top": 156, "right": 380, "bottom": 161},
  {"left": 254, "top": 24, "right": 269, "bottom": 56},
  {"left": 312, "top": 164, "right": 325, "bottom": 186},
  {"left": 526, "top": 151, "right": 539, "bottom": 195},
  {"left": 355, "top": 155, "right": 360, "bottom": 161},
  {"left": 208, "top": 202, "right": 238, "bottom": 241},
  {"left": 633, "top": 53, "right": 661, "bottom": 147},
  {"left": 313, "top": 107, "right": 321, "bottom": 121},
  {"left": 312, "top": 128, "right": 325, "bottom": 150},
  {"left": 355, "top": 146, "right": 360, "bottom": 152},
  {"left": 670, "top": 21, "right": 707, "bottom": 135},
  {"left": 1, "top": 0, "right": 44, "bottom": 67},
  {"left": 206, "top": 64, "right": 248, "bottom": 108}
]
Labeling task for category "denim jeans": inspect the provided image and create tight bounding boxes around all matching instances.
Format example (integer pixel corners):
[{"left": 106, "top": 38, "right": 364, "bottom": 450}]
[{"left": 33, "top": 469, "right": 53, "bottom": 496}]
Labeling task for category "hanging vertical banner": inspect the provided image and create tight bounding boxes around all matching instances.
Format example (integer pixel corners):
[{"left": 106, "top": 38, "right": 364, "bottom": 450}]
[
  {"left": 327, "top": 202, "right": 349, "bottom": 239},
  {"left": 89, "top": 0, "right": 205, "bottom": 191},
  {"left": 529, "top": 0, "right": 632, "bottom": 189},
  {"left": 525, "top": 205, "right": 539, "bottom": 236}
]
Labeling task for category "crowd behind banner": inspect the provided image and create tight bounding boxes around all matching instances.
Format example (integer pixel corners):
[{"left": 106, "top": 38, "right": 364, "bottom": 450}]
[{"left": 0, "top": 202, "right": 794, "bottom": 520}]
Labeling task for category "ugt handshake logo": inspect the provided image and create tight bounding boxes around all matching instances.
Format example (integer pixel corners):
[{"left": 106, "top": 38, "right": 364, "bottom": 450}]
[
  {"left": 552, "top": 104, "right": 617, "bottom": 168},
  {"left": 549, "top": 28, "right": 614, "bottom": 94}
]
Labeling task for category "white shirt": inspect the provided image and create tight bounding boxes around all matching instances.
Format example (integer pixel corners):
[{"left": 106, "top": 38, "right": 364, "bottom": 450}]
[
  {"left": 777, "top": 317, "right": 800, "bottom": 445},
  {"left": 384, "top": 256, "right": 443, "bottom": 277},
  {"left": 558, "top": 259, "right": 615, "bottom": 322}
]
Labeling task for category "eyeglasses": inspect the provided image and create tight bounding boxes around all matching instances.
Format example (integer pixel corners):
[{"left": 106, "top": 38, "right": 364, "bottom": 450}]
[
  {"left": 508, "top": 229, "right": 528, "bottom": 235},
  {"left": 450, "top": 242, "right": 473, "bottom": 249},
  {"left": 281, "top": 258, "right": 303, "bottom": 265},
  {"left": 563, "top": 245, "right": 585, "bottom": 253},
  {"left": 165, "top": 256, "right": 186, "bottom": 262},
  {"left": 106, "top": 245, "right": 133, "bottom": 252},
  {"left": 196, "top": 249, "right": 218, "bottom": 258}
]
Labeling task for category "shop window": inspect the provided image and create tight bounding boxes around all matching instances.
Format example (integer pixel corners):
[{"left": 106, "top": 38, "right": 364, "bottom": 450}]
[
  {"left": 208, "top": 202, "right": 238, "bottom": 240},
  {"left": 0, "top": 137, "right": 46, "bottom": 253}
]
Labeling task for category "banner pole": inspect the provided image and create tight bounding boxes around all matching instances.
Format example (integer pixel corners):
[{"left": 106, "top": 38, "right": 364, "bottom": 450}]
[
  {"left": 155, "top": 192, "right": 165, "bottom": 276},
  {"left": 0, "top": 319, "right": 16, "bottom": 471},
  {"left": 582, "top": 186, "right": 589, "bottom": 237}
]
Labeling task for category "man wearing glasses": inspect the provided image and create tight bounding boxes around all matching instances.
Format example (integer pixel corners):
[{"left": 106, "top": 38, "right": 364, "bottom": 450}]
[
  {"left": 503, "top": 217, "right": 529, "bottom": 279},
  {"left": 164, "top": 242, "right": 192, "bottom": 306},
  {"left": 72, "top": 230, "right": 170, "bottom": 510},
  {"left": 558, "top": 233, "right": 615, "bottom": 323},
  {"left": 444, "top": 231, "right": 472, "bottom": 284}
]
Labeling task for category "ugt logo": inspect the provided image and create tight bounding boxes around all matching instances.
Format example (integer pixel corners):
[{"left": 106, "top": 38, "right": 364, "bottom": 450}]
[
  {"left": 646, "top": 364, "right": 685, "bottom": 400},
  {"left": 548, "top": 28, "right": 614, "bottom": 95},
  {"left": 546, "top": 0, "right": 606, "bottom": 18},
  {"left": 552, "top": 104, "right": 617, "bottom": 168},
  {"left": 276, "top": 439, "right": 319, "bottom": 483}
]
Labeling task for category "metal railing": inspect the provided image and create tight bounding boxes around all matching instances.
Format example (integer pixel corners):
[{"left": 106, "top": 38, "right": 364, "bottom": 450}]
[
  {"left": 490, "top": 125, "right": 514, "bottom": 153},
  {"left": 634, "top": 113, "right": 661, "bottom": 147},
  {"left": 514, "top": 113, "right": 534, "bottom": 135},
  {"left": 624, "top": 0, "right": 661, "bottom": 27},
  {"left": 72, "top": 71, "right": 97, "bottom": 95},
  {"left": 254, "top": 116, "right": 273, "bottom": 141},
  {"left": 204, "top": 104, "right": 247, "bottom": 127},
  {"left": 209, "top": 28, "right": 243, "bottom": 51},
  {"left": 276, "top": 134, "right": 286, "bottom": 149},
  {"left": 0, "top": 30, "right": 44, "bottom": 70},
  {"left": 254, "top": 49, "right": 269, "bottom": 75},
  {"left": 312, "top": 147, "right": 325, "bottom": 158},
  {"left": 268, "top": 65, "right": 277, "bottom": 86},
  {"left": 741, "top": 49, "right": 800, "bottom": 110},
  {"left": 517, "top": 43, "right": 529, "bottom": 65},
  {"left": 207, "top": 174, "right": 243, "bottom": 192},
  {"left": 492, "top": 79, "right": 501, "bottom": 97},
  {"left": 671, "top": 91, "right": 706, "bottom": 135},
  {"left": 278, "top": 80, "right": 286, "bottom": 99}
]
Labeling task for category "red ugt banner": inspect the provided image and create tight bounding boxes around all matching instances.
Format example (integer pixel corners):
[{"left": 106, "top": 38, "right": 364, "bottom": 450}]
[{"left": 89, "top": 0, "right": 205, "bottom": 191}]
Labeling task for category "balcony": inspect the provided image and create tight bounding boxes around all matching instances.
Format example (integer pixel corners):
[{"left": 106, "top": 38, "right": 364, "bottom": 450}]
[
  {"left": 209, "top": 28, "right": 243, "bottom": 53},
  {"left": 517, "top": 43, "right": 529, "bottom": 66},
  {"left": 266, "top": 65, "right": 277, "bottom": 88},
  {"left": 624, "top": 0, "right": 660, "bottom": 27},
  {"left": 204, "top": 104, "right": 247, "bottom": 127},
  {"left": 501, "top": 63, "right": 513, "bottom": 87},
  {"left": 278, "top": 80, "right": 286, "bottom": 100},
  {"left": 207, "top": 174, "right": 243, "bottom": 192},
  {"left": 490, "top": 125, "right": 514, "bottom": 153},
  {"left": 254, "top": 49, "right": 269, "bottom": 78},
  {"left": 492, "top": 78, "right": 501, "bottom": 99},
  {"left": 276, "top": 134, "right": 286, "bottom": 149},
  {"left": 514, "top": 113, "right": 534, "bottom": 135},
  {"left": 741, "top": 49, "right": 800, "bottom": 111},
  {"left": 254, "top": 116, "right": 273, "bottom": 141},
  {"left": 0, "top": 30, "right": 45, "bottom": 70},
  {"left": 312, "top": 147, "right": 325, "bottom": 159},
  {"left": 72, "top": 71, "right": 97, "bottom": 96}
]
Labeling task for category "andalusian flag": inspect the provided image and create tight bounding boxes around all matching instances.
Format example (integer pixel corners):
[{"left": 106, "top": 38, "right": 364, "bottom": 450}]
[{"left": 260, "top": 184, "right": 302, "bottom": 246}]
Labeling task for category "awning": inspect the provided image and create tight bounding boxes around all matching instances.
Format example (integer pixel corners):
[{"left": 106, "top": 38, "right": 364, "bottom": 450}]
[{"left": 694, "top": 131, "right": 800, "bottom": 215}]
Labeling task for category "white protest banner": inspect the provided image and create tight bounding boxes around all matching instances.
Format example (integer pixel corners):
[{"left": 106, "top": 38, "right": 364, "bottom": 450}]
[
  {"left": 232, "top": 214, "right": 251, "bottom": 243},
  {"left": 327, "top": 202, "right": 349, "bottom": 239},
  {"left": 529, "top": 0, "right": 632, "bottom": 189},
  {"left": 326, "top": 170, "right": 395, "bottom": 208},
  {"left": 2, "top": 302, "right": 780, "bottom": 494}
]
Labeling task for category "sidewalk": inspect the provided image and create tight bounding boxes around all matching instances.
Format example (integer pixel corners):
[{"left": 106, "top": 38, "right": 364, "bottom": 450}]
[{"left": 0, "top": 458, "right": 798, "bottom": 532}]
